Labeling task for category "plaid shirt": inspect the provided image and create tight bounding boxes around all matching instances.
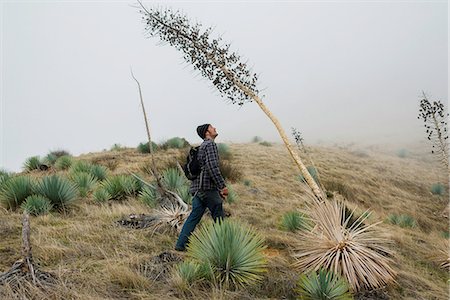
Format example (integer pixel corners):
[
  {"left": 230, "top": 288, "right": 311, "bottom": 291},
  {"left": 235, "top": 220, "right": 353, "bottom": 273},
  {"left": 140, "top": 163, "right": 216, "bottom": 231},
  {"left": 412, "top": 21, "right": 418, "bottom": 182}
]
[{"left": 190, "top": 139, "right": 226, "bottom": 194}]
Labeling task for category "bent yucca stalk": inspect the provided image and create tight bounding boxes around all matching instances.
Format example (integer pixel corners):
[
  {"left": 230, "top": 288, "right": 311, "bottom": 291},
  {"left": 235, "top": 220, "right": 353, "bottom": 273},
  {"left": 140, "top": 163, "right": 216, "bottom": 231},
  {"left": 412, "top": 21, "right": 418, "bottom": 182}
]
[{"left": 136, "top": 2, "right": 325, "bottom": 201}]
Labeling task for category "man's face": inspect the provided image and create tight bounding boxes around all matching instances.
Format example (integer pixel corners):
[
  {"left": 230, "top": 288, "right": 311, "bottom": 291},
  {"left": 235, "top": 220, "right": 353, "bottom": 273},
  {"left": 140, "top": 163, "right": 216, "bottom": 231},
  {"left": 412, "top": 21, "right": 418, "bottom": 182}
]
[{"left": 207, "top": 125, "right": 218, "bottom": 138}]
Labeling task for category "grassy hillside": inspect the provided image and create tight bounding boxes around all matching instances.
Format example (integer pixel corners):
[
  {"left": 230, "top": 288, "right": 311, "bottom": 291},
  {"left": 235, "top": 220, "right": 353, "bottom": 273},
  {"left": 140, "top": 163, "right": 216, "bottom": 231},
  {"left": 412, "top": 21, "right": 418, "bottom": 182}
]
[{"left": 0, "top": 143, "right": 448, "bottom": 299}]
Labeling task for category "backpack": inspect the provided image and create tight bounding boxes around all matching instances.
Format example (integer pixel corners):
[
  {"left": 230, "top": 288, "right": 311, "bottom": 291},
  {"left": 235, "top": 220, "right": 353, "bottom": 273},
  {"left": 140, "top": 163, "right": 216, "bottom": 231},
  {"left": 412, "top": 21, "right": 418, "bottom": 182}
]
[{"left": 183, "top": 146, "right": 201, "bottom": 180}]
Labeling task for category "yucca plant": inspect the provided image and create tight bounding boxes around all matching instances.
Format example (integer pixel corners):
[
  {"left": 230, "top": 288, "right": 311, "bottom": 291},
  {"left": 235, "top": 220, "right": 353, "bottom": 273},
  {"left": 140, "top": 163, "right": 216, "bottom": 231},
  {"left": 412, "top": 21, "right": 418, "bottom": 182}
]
[
  {"left": 101, "top": 175, "right": 140, "bottom": 201},
  {"left": 0, "top": 169, "right": 11, "bottom": 187},
  {"left": 69, "top": 171, "right": 97, "bottom": 198},
  {"left": 226, "top": 185, "right": 238, "bottom": 204},
  {"left": 137, "top": 141, "right": 159, "bottom": 153},
  {"left": 431, "top": 183, "right": 445, "bottom": 195},
  {"left": 93, "top": 187, "right": 111, "bottom": 203},
  {"left": 89, "top": 164, "right": 108, "bottom": 181},
  {"left": 297, "top": 269, "right": 352, "bottom": 300},
  {"left": 293, "top": 199, "right": 395, "bottom": 291},
  {"left": 70, "top": 160, "right": 93, "bottom": 173},
  {"left": 21, "top": 195, "right": 53, "bottom": 216},
  {"left": 217, "top": 143, "right": 231, "bottom": 160},
  {"left": 34, "top": 175, "right": 78, "bottom": 211},
  {"left": 173, "top": 260, "right": 203, "bottom": 290},
  {"left": 280, "top": 211, "right": 310, "bottom": 232},
  {"left": 55, "top": 155, "right": 73, "bottom": 170},
  {"left": 186, "top": 219, "right": 267, "bottom": 289},
  {"left": 387, "top": 213, "right": 417, "bottom": 228},
  {"left": 0, "top": 176, "right": 35, "bottom": 210},
  {"left": 23, "top": 156, "right": 42, "bottom": 172},
  {"left": 298, "top": 166, "right": 319, "bottom": 184},
  {"left": 162, "top": 168, "right": 188, "bottom": 192},
  {"left": 43, "top": 153, "right": 58, "bottom": 166},
  {"left": 139, "top": 185, "right": 159, "bottom": 207},
  {"left": 177, "top": 185, "right": 192, "bottom": 205}
]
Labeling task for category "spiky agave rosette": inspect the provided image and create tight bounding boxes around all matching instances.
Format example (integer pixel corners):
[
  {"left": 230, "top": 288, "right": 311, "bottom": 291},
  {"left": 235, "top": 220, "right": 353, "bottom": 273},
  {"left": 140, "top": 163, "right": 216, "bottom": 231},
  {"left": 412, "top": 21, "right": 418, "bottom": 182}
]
[{"left": 293, "top": 199, "right": 396, "bottom": 292}]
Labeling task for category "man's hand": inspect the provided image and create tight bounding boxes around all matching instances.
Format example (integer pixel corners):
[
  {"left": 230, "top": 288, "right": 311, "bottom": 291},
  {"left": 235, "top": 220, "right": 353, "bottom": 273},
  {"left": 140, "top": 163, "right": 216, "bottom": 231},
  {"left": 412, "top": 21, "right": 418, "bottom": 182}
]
[{"left": 220, "top": 187, "right": 229, "bottom": 200}]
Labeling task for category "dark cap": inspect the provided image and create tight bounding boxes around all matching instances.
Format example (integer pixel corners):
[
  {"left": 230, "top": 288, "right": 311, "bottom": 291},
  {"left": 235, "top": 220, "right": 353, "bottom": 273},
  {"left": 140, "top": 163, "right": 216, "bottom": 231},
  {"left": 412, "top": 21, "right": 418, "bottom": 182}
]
[{"left": 197, "top": 124, "right": 210, "bottom": 139}]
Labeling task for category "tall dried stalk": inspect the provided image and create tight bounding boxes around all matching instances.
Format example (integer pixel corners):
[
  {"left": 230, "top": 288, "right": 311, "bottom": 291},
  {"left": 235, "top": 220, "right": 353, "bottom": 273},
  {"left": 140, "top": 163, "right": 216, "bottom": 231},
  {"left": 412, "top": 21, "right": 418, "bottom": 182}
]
[{"left": 135, "top": 2, "right": 325, "bottom": 201}]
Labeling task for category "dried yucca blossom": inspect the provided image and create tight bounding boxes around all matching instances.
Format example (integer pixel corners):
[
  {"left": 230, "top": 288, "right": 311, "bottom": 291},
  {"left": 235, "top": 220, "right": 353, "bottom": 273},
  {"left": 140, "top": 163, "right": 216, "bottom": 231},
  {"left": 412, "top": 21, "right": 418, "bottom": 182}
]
[{"left": 293, "top": 199, "right": 396, "bottom": 292}]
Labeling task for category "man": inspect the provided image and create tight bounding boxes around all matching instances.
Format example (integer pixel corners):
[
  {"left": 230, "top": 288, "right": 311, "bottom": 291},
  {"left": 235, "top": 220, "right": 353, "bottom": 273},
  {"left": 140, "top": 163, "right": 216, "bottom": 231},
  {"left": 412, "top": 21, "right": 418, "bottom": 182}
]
[{"left": 175, "top": 123, "right": 228, "bottom": 251}]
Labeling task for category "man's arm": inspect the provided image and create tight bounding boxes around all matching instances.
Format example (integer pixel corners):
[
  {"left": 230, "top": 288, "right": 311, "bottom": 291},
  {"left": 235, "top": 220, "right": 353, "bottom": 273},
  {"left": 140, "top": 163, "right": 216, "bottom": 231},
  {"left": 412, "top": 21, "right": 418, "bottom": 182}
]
[{"left": 204, "top": 142, "right": 226, "bottom": 190}]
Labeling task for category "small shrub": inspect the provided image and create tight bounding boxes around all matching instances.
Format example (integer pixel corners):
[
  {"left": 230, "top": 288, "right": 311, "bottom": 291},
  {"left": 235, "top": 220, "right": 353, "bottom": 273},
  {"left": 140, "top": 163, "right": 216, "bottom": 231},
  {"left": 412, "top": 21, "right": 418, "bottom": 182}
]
[
  {"left": 90, "top": 164, "right": 108, "bottom": 181},
  {"left": 49, "top": 149, "right": 71, "bottom": 158},
  {"left": 162, "top": 137, "right": 190, "bottom": 149},
  {"left": 243, "top": 179, "right": 251, "bottom": 187},
  {"left": 388, "top": 213, "right": 417, "bottom": 228},
  {"left": 217, "top": 143, "right": 231, "bottom": 160},
  {"left": 69, "top": 172, "right": 97, "bottom": 198},
  {"left": 396, "top": 149, "right": 408, "bottom": 158},
  {"left": 252, "top": 136, "right": 262, "bottom": 143},
  {"left": 137, "top": 141, "right": 159, "bottom": 153},
  {"left": 93, "top": 188, "right": 111, "bottom": 203},
  {"left": 226, "top": 185, "right": 238, "bottom": 204},
  {"left": 35, "top": 175, "right": 78, "bottom": 211},
  {"left": 431, "top": 183, "right": 445, "bottom": 195},
  {"left": 259, "top": 141, "right": 272, "bottom": 147},
  {"left": 187, "top": 219, "right": 267, "bottom": 289},
  {"left": 21, "top": 195, "right": 52, "bottom": 216},
  {"left": 110, "top": 143, "right": 126, "bottom": 151},
  {"left": 23, "top": 156, "right": 42, "bottom": 172},
  {"left": 280, "top": 211, "right": 309, "bottom": 232},
  {"left": 0, "top": 176, "right": 35, "bottom": 210},
  {"left": 138, "top": 186, "right": 158, "bottom": 207},
  {"left": 297, "top": 269, "right": 352, "bottom": 300},
  {"left": 298, "top": 166, "right": 319, "bottom": 184},
  {"left": 55, "top": 155, "right": 73, "bottom": 170},
  {"left": 101, "top": 175, "right": 140, "bottom": 201},
  {"left": 219, "top": 160, "right": 242, "bottom": 182},
  {"left": 162, "top": 168, "right": 188, "bottom": 192}
]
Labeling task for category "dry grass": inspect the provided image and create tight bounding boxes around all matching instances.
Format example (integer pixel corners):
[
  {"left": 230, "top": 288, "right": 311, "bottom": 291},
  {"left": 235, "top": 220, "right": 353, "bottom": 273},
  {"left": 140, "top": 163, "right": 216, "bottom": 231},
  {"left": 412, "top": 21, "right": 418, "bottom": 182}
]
[{"left": 0, "top": 143, "right": 448, "bottom": 299}]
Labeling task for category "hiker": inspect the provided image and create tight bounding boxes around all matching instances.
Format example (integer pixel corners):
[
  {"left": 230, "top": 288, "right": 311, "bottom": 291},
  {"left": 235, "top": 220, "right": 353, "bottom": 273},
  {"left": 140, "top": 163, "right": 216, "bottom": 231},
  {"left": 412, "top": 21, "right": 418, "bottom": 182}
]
[{"left": 175, "top": 124, "right": 228, "bottom": 251}]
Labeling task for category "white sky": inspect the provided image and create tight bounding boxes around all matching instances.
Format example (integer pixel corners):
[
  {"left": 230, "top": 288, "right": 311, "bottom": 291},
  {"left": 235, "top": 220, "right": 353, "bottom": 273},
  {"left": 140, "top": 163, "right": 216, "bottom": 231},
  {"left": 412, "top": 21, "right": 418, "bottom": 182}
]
[{"left": 1, "top": 0, "right": 448, "bottom": 172}]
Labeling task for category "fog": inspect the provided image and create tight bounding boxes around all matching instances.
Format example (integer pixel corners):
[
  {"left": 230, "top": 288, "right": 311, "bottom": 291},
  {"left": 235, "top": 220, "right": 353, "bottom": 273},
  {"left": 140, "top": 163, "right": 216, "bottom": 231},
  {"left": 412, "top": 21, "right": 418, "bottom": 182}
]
[{"left": 1, "top": 0, "right": 447, "bottom": 172}]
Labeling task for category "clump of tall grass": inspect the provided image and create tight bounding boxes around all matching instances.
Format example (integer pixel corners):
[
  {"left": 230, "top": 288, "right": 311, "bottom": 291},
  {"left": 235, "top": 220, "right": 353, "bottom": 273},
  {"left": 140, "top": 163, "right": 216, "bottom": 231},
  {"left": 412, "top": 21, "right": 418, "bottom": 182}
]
[
  {"left": 21, "top": 195, "right": 53, "bottom": 216},
  {"left": 161, "top": 137, "right": 190, "bottom": 149},
  {"left": 23, "top": 156, "right": 43, "bottom": 172},
  {"left": 110, "top": 143, "right": 126, "bottom": 151},
  {"left": 431, "top": 183, "right": 446, "bottom": 195},
  {"left": 0, "top": 176, "right": 35, "bottom": 210},
  {"left": 219, "top": 160, "right": 242, "bottom": 182},
  {"left": 217, "top": 143, "right": 231, "bottom": 160},
  {"left": 55, "top": 155, "right": 73, "bottom": 170},
  {"left": 101, "top": 175, "right": 141, "bottom": 201},
  {"left": 34, "top": 175, "right": 78, "bottom": 212},
  {"left": 387, "top": 213, "right": 417, "bottom": 228},
  {"left": 294, "top": 199, "right": 395, "bottom": 291},
  {"left": 297, "top": 269, "right": 352, "bottom": 300},
  {"left": 137, "top": 141, "right": 159, "bottom": 153},
  {"left": 259, "top": 141, "right": 272, "bottom": 147},
  {"left": 280, "top": 211, "right": 310, "bottom": 232},
  {"left": 186, "top": 219, "right": 267, "bottom": 289}
]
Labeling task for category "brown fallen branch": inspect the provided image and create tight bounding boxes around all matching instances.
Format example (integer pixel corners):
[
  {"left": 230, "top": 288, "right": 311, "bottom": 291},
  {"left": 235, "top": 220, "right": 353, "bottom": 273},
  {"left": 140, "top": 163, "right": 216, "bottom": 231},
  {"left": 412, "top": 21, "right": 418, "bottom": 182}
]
[{"left": 0, "top": 213, "right": 56, "bottom": 290}]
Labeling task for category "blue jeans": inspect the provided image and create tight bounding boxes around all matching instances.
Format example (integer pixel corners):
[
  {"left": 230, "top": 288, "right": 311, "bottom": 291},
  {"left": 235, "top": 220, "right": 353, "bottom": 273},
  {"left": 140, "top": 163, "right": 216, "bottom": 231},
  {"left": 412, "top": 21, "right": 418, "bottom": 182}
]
[{"left": 175, "top": 190, "right": 224, "bottom": 250}]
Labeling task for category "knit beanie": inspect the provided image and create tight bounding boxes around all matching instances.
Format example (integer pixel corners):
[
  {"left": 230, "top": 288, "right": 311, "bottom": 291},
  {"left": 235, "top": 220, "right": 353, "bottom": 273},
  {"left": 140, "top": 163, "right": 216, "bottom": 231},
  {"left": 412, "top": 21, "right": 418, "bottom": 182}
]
[{"left": 197, "top": 124, "right": 210, "bottom": 139}]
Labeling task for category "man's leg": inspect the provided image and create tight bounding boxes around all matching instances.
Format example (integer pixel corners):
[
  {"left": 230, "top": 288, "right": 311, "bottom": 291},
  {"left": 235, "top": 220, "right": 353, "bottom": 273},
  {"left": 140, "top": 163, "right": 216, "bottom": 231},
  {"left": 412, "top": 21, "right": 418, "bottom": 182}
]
[
  {"left": 175, "top": 194, "right": 206, "bottom": 250},
  {"left": 205, "top": 190, "right": 224, "bottom": 221}
]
